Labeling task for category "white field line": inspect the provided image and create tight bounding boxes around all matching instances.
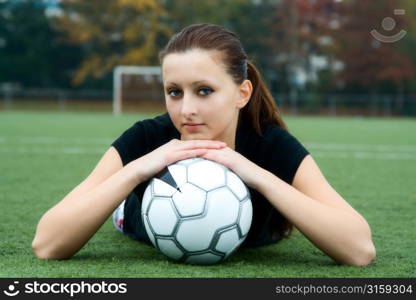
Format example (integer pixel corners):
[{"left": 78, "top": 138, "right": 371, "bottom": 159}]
[
  {"left": 305, "top": 142, "right": 416, "bottom": 160},
  {"left": 305, "top": 143, "right": 416, "bottom": 152},
  {"left": 0, "top": 136, "right": 416, "bottom": 160},
  {"left": 0, "top": 136, "right": 112, "bottom": 145},
  {"left": 311, "top": 151, "right": 416, "bottom": 160},
  {"left": 0, "top": 146, "right": 104, "bottom": 155}
]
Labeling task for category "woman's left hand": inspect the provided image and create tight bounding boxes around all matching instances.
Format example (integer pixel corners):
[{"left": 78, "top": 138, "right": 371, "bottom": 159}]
[{"left": 201, "top": 147, "right": 266, "bottom": 189}]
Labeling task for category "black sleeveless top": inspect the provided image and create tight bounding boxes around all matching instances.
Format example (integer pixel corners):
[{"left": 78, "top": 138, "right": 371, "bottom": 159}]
[{"left": 111, "top": 113, "right": 309, "bottom": 247}]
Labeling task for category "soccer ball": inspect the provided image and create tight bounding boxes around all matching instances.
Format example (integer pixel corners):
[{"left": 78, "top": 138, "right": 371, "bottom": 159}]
[{"left": 141, "top": 158, "right": 252, "bottom": 265}]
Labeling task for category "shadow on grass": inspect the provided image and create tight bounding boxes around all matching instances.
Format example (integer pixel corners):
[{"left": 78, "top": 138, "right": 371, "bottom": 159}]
[
  {"left": 70, "top": 243, "right": 334, "bottom": 269},
  {"left": 70, "top": 234, "right": 167, "bottom": 264},
  {"left": 68, "top": 231, "right": 335, "bottom": 269},
  {"left": 228, "top": 246, "right": 335, "bottom": 267}
]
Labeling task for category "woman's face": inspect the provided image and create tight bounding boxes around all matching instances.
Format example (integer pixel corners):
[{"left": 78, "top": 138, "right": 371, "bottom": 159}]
[{"left": 162, "top": 49, "right": 251, "bottom": 147}]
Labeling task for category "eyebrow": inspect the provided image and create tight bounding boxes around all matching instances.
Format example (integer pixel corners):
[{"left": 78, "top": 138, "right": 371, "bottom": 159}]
[{"left": 165, "top": 80, "right": 212, "bottom": 87}]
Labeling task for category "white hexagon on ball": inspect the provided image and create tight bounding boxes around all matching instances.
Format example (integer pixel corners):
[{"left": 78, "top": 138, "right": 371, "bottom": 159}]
[
  {"left": 172, "top": 183, "right": 206, "bottom": 217},
  {"left": 187, "top": 160, "right": 225, "bottom": 191},
  {"left": 167, "top": 164, "right": 187, "bottom": 188},
  {"left": 215, "top": 227, "right": 240, "bottom": 254},
  {"left": 176, "top": 187, "right": 240, "bottom": 252},
  {"left": 147, "top": 198, "right": 178, "bottom": 236},
  {"left": 152, "top": 178, "right": 178, "bottom": 197},
  {"left": 238, "top": 199, "right": 253, "bottom": 236},
  {"left": 157, "top": 239, "right": 184, "bottom": 260},
  {"left": 226, "top": 171, "right": 248, "bottom": 200},
  {"left": 176, "top": 158, "right": 201, "bottom": 167}
]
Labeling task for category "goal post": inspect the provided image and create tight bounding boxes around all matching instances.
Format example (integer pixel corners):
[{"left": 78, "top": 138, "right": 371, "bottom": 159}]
[{"left": 113, "top": 65, "right": 163, "bottom": 115}]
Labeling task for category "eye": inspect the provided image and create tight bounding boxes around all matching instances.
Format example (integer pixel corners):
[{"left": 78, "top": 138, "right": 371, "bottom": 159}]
[
  {"left": 167, "top": 88, "right": 182, "bottom": 98},
  {"left": 198, "top": 87, "right": 214, "bottom": 96}
]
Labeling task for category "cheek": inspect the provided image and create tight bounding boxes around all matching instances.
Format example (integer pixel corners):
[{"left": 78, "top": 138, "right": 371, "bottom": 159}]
[
  {"left": 206, "top": 101, "right": 236, "bottom": 127},
  {"left": 217, "top": 93, "right": 239, "bottom": 117},
  {"left": 166, "top": 101, "right": 181, "bottom": 127}
]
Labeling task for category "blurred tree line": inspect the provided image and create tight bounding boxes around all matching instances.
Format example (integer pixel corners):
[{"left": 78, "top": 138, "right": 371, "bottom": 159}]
[{"left": 0, "top": 0, "right": 415, "bottom": 98}]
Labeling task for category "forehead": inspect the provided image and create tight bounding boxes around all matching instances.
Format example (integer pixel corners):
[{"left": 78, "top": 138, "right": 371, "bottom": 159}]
[{"left": 162, "top": 49, "right": 230, "bottom": 84}]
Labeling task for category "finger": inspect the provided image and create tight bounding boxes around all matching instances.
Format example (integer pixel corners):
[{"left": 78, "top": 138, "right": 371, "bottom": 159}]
[
  {"left": 167, "top": 149, "right": 208, "bottom": 165},
  {"left": 200, "top": 150, "right": 227, "bottom": 166},
  {"left": 180, "top": 140, "right": 226, "bottom": 150}
]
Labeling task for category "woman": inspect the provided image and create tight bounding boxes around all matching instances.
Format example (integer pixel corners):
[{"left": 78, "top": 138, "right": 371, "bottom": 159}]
[{"left": 32, "top": 24, "right": 376, "bottom": 265}]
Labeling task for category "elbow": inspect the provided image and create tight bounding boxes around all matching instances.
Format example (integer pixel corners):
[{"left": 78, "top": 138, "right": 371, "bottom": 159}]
[
  {"left": 32, "top": 237, "right": 53, "bottom": 260},
  {"left": 344, "top": 242, "right": 376, "bottom": 267},
  {"left": 342, "top": 221, "right": 376, "bottom": 266},
  {"left": 358, "top": 243, "right": 377, "bottom": 266},
  {"left": 32, "top": 236, "right": 70, "bottom": 260}
]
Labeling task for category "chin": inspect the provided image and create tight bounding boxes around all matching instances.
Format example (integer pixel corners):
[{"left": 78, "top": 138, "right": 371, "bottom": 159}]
[{"left": 181, "top": 132, "right": 212, "bottom": 141}]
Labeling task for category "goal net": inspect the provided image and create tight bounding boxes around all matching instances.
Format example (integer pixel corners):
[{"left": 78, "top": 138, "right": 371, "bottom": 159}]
[{"left": 113, "top": 66, "right": 164, "bottom": 115}]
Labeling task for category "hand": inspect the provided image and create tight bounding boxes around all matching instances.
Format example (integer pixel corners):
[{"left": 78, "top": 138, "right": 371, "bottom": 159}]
[
  {"left": 201, "top": 147, "right": 267, "bottom": 189},
  {"left": 134, "top": 139, "right": 226, "bottom": 182}
]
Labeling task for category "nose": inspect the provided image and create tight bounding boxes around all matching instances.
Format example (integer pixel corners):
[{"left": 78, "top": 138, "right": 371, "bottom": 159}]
[{"left": 180, "top": 93, "right": 198, "bottom": 117}]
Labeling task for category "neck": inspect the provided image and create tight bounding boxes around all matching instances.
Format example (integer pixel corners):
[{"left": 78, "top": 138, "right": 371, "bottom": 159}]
[
  {"left": 221, "top": 118, "right": 238, "bottom": 150},
  {"left": 224, "top": 136, "right": 235, "bottom": 150}
]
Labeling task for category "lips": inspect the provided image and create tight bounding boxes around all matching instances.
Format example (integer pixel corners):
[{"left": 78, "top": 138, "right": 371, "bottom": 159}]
[
  {"left": 183, "top": 123, "right": 203, "bottom": 126},
  {"left": 182, "top": 123, "right": 204, "bottom": 132}
]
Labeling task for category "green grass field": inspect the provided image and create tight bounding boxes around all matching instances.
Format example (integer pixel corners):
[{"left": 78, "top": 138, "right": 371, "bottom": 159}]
[{"left": 1, "top": 111, "right": 415, "bottom": 277}]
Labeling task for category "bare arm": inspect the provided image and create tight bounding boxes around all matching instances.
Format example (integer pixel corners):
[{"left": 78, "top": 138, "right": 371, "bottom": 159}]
[
  {"left": 202, "top": 149, "right": 376, "bottom": 266},
  {"left": 32, "top": 147, "right": 138, "bottom": 259},
  {"left": 32, "top": 140, "right": 226, "bottom": 260},
  {"left": 256, "top": 155, "right": 376, "bottom": 266}
]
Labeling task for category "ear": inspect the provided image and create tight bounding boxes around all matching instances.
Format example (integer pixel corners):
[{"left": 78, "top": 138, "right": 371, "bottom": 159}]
[{"left": 236, "top": 79, "right": 253, "bottom": 109}]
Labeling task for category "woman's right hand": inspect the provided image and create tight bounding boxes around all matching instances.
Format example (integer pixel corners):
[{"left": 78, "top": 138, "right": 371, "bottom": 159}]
[{"left": 133, "top": 139, "right": 226, "bottom": 182}]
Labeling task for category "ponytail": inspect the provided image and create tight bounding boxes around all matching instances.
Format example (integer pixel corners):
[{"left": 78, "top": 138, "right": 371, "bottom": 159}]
[
  {"left": 241, "top": 60, "right": 288, "bottom": 135},
  {"left": 243, "top": 61, "right": 293, "bottom": 239}
]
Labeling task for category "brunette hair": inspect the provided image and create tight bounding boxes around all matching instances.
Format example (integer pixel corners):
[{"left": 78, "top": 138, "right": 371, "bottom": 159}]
[{"left": 159, "top": 23, "right": 292, "bottom": 240}]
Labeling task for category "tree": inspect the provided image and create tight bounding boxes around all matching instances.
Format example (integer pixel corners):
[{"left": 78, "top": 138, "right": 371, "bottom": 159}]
[
  {"left": 54, "top": 0, "right": 276, "bottom": 88},
  {"left": 335, "top": 0, "right": 414, "bottom": 93},
  {"left": 54, "top": 0, "right": 170, "bottom": 86},
  {"left": 0, "top": 0, "right": 82, "bottom": 87},
  {"left": 265, "top": 0, "right": 341, "bottom": 95},
  {"left": 401, "top": 0, "right": 416, "bottom": 93}
]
